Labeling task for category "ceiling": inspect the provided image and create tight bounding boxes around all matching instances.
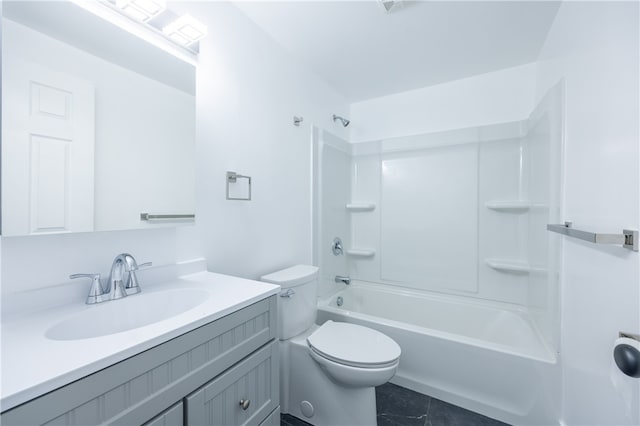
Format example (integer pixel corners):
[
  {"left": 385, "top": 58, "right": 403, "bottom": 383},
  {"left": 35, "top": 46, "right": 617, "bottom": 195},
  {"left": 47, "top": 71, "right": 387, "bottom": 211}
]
[{"left": 233, "top": 1, "right": 561, "bottom": 102}]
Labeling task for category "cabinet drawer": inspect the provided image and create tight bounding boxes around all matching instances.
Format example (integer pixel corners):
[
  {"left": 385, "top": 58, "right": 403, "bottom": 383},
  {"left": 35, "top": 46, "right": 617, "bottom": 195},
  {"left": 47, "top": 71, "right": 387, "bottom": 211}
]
[
  {"left": 186, "top": 341, "right": 279, "bottom": 426},
  {"left": 143, "top": 402, "right": 183, "bottom": 426},
  {"left": 1, "top": 296, "right": 276, "bottom": 426}
]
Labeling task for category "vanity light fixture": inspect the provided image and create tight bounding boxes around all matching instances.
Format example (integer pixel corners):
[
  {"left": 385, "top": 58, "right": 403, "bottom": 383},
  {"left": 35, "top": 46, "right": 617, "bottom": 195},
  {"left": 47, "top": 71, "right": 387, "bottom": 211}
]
[
  {"left": 162, "top": 14, "right": 207, "bottom": 46},
  {"left": 115, "top": 0, "right": 166, "bottom": 22}
]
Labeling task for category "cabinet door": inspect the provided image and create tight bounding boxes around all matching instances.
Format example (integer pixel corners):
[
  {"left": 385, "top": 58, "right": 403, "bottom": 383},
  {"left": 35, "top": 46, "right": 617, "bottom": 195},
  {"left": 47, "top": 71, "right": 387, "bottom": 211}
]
[
  {"left": 258, "top": 408, "right": 280, "bottom": 426},
  {"left": 144, "top": 402, "right": 183, "bottom": 426},
  {"left": 186, "top": 342, "right": 278, "bottom": 426}
]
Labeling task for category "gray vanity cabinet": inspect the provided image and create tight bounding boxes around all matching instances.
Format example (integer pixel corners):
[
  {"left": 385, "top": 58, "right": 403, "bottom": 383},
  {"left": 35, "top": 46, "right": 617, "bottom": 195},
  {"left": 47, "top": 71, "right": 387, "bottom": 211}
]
[
  {"left": 185, "top": 342, "right": 278, "bottom": 425},
  {"left": 143, "top": 402, "right": 184, "bottom": 426},
  {"left": 1, "top": 296, "right": 278, "bottom": 426}
]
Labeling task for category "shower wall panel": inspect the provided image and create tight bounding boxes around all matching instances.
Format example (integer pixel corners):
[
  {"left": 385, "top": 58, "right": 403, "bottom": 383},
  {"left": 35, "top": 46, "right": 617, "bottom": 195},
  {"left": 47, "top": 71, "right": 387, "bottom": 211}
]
[
  {"left": 477, "top": 138, "right": 530, "bottom": 304},
  {"left": 524, "top": 82, "right": 564, "bottom": 352},
  {"left": 348, "top": 153, "right": 381, "bottom": 282},
  {"left": 380, "top": 144, "right": 479, "bottom": 293},
  {"left": 348, "top": 122, "right": 534, "bottom": 306},
  {"left": 344, "top": 95, "right": 562, "bottom": 346},
  {"left": 316, "top": 130, "right": 352, "bottom": 297}
]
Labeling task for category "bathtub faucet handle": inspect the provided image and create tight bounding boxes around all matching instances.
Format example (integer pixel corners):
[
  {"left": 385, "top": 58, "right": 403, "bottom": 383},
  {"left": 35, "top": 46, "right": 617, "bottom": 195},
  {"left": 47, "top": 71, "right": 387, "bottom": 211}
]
[
  {"left": 335, "top": 275, "right": 350, "bottom": 285},
  {"left": 332, "top": 237, "right": 343, "bottom": 256}
]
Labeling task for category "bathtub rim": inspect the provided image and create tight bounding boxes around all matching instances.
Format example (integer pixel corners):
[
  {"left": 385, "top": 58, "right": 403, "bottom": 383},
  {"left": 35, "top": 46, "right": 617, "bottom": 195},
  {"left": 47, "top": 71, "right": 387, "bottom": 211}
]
[
  {"left": 322, "top": 278, "right": 537, "bottom": 315},
  {"left": 318, "top": 281, "right": 557, "bottom": 364}
]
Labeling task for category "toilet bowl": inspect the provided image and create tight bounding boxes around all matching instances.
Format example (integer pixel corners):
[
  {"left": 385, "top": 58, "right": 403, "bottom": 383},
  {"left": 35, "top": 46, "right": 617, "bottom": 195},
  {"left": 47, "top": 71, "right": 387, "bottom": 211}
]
[
  {"left": 261, "top": 265, "right": 401, "bottom": 425},
  {"left": 307, "top": 320, "right": 400, "bottom": 387}
]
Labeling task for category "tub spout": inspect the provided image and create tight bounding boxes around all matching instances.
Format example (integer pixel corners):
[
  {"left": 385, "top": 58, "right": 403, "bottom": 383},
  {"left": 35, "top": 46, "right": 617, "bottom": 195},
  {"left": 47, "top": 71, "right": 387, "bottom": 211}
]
[{"left": 335, "top": 275, "right": 351, "bottom": 285}]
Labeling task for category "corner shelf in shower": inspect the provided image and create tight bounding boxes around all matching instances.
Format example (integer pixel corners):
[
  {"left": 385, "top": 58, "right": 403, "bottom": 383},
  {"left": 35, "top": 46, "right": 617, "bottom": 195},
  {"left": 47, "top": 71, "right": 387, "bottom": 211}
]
[
  {"left": 346, "top": 203, "right": 376, "bottom": 212},
  {"left": 346, "top": 249, "right": 376, "bottom": 257},
  {"left": 485, "top": 201, "right": 546, "bottom": 212},
  {"left": 484, "top": 258, "right": 546, "bottom": 274},
  {"left": 485, "top": 258, "right": 532, "bottom": 273}
]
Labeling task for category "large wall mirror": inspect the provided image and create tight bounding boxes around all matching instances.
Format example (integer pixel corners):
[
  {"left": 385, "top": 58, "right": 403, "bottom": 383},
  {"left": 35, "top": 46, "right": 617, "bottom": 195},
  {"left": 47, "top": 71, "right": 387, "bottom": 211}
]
[{"left": 2, "top": 1, "right": 196, "bottom": 236}]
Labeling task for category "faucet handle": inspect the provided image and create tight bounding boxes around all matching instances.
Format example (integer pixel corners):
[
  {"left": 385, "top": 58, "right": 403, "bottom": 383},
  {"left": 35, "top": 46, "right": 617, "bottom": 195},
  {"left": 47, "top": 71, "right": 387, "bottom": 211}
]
[
  {"left": 70, "top": 273, "right": 106, "bottom": 304},
  {"left": 125, "top": 262, "right": 152, "bottom": 295}
]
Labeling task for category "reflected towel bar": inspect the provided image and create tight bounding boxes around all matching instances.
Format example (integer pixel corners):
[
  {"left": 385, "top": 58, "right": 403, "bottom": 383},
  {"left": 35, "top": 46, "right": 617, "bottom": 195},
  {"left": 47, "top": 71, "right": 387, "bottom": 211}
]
[
  {"left": 140, "top": 213, "right": 195, "bottom": 221},
  {"left": 547, "top": 222, "right": 638, "bottom": 251}
]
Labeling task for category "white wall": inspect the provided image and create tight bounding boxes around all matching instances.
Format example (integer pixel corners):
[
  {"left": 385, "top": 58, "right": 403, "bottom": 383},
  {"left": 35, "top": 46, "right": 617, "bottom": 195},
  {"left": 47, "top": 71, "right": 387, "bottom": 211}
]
[
  {"left": 349, "top": 62, "right": 537, "bottom": 143},
  {"left": 534, "top": 2, "right": 640, "bottom": 424},
  {"left": 0, "top": 228, "right": 187, "bottom": 295},
  {"left": 184, "top": 1, "right": 349, "bottom": 280}
]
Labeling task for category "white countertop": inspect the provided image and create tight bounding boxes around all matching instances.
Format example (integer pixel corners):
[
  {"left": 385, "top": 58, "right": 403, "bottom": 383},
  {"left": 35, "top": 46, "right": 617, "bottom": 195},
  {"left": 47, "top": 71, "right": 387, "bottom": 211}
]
[{"left": 0, "top": 270, "right": 279, "bottom": 411}]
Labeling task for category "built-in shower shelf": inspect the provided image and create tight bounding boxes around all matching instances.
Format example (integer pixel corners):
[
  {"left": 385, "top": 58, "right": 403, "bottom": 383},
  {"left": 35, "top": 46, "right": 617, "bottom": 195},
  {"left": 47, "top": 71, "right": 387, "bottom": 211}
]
[
  {"left": 346, "top": 249, "right": 376, "bottom": 257},
  {"left": 346, "top": 203, "right": 376, "bottom": 212},
  {"left": 485, "top": 258, "right": 533, "bottom": 273},
  {"left": 485, "top": 201, "right": 546, "bottom": 212}
]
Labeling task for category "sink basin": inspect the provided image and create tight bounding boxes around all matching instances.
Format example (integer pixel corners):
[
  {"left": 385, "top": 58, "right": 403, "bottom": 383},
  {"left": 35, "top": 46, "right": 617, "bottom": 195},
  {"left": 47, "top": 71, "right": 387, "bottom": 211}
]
[{"left": 45, "top": 288, "right": 209, "bottom": 340}]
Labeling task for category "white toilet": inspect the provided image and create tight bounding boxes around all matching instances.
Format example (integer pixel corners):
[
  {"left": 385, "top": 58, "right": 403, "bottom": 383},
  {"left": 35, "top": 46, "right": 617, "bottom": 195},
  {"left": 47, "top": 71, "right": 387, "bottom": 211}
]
[{"left": 261, "top": 265, "right": 401, "bottom": 426}]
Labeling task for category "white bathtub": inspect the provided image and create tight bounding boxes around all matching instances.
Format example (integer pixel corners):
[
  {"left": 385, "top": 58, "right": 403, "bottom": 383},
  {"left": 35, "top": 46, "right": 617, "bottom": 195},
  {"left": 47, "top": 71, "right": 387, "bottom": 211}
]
[{"left": 316, "top": 282, "right": 560, "bottom": 426}]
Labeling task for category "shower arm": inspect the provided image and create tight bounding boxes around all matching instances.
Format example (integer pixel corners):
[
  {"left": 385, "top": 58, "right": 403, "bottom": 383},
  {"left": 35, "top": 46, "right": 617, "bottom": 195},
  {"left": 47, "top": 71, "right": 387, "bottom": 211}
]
[{"left": 332, "top": 114, "right": 350, "bottom": 127}]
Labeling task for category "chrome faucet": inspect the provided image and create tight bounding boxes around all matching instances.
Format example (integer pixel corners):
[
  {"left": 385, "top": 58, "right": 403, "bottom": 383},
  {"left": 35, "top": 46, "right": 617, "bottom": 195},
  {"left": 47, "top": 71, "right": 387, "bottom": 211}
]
[
  {"left": 70, "top": 253, "right": 151, "bottom": 304},
  {"left": 69, "top": 273, "right": 106, "bottom": 304},
  {"left": 107, "top": 253, "right": 139, "bottom": 300},
  {"left": 335, "top": 275, "right": 351, "bottom": 285}
]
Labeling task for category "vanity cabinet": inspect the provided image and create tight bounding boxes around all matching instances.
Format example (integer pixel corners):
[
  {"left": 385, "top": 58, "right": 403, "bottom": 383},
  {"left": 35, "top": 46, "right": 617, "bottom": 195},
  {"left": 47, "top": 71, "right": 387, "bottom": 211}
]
[
  {"left": 144, "top": 402, "right": 184, "bottom": 426},
  {"left": 1, "top": 296, "right": 279, "bottom": 426},
  {"left": 185, "top": 342, "right": 278, "bottom": 425}
]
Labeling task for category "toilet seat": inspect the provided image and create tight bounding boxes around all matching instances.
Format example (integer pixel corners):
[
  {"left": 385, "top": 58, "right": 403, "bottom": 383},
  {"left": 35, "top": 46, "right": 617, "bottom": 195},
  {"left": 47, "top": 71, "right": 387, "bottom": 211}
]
[
  {"left": 307, "top": 321, "right": 401, "bottom": 368},
  {"left": 308, "top": 346, "right": 399, "bottom": 388}
]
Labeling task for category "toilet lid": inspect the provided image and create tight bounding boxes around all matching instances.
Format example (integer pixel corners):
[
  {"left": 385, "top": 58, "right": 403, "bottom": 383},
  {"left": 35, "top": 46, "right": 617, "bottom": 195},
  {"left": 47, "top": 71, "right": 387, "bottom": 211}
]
[{"left": 307, "top": 321, "right": 401, "bottom": 368}]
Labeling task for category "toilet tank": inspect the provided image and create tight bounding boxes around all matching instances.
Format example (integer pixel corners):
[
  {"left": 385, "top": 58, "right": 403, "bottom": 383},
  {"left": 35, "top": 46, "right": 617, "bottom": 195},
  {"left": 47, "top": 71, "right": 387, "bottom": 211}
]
[{"left": 260, "top": 265, "right": 319, "bottom": 340}]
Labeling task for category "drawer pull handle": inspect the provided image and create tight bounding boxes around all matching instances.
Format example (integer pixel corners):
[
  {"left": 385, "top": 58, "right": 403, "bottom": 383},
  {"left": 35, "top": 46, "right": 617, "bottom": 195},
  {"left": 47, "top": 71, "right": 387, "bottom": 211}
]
[{"left": 239, "top": 399, "right": 250, "bottom": 410}]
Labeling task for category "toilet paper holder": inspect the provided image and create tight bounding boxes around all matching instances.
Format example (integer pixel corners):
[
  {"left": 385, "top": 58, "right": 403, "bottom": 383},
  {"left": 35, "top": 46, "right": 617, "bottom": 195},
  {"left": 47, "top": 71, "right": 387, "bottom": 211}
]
[
  {"left": 619, "top": 331, "right": 640, "bottom": 340},
  {"left": 614, "top": 332, "right": 640, "bottom": 378}
]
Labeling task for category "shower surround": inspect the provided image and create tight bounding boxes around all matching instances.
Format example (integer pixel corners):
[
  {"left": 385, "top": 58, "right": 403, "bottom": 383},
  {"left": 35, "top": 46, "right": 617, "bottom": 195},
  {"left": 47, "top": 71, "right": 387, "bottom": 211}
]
[{"left": 313, "top": 83, "right": 564, "bottom": 425}]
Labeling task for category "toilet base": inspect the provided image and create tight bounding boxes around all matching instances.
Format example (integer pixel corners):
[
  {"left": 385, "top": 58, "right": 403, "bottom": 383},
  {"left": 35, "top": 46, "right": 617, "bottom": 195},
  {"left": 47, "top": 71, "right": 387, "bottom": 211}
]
[{"left": 280, "top": 329, "right": 378, "bottom": 426}]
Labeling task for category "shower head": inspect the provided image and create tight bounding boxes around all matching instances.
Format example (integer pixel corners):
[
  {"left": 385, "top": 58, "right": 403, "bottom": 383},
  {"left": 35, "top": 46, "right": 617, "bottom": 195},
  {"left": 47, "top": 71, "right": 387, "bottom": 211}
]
[{"left": 333, "top": 114, "right": 350, "bottom": 127}]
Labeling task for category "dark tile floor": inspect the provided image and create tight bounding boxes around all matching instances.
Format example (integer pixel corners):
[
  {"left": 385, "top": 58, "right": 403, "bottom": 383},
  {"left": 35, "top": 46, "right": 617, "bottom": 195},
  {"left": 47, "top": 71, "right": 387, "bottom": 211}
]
[{"left": 280, "top": 383, "right": 510, "bottom": 426}]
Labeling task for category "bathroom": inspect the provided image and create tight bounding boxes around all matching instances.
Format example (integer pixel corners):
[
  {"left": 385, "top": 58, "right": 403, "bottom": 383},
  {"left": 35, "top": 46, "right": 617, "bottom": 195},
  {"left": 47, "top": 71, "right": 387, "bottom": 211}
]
[{"left": 1, "top": 0, "right": 638, "bottom": 425}]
